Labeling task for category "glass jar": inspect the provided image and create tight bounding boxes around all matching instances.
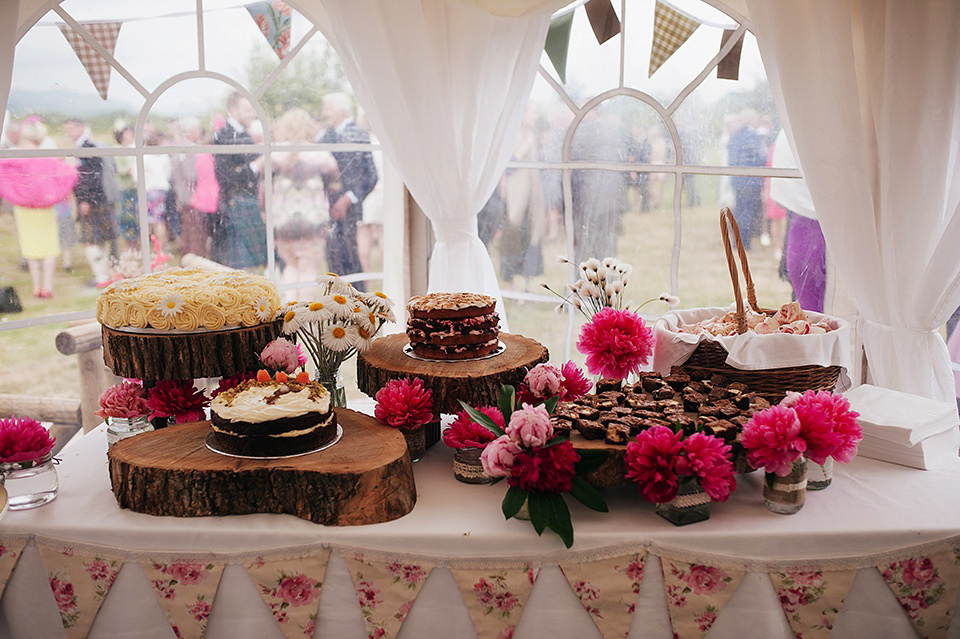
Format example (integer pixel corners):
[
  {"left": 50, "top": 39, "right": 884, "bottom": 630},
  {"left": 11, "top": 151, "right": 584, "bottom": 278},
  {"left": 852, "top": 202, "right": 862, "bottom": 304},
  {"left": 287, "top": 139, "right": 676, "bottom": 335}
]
[
  {"left": 656, "top": 476, "right": 710, "bottom": 526},
  {"left": 453, "top": 447, "right": 495, "bottom": 484},
  {"left": 764, "top": 458, "right": 807, "bottom": 514},
  {"left": 2, "top": 452, "right": 58, "bottom": 510},
  {"left": 317, "top": 370, "right": 347, "bottom": 408},
  {"left": 402, "top": 427, "right": 426, "bottom": 462},
  {"left": 106, "top": 415, "right": 155, "bottom": 447},
  {"left": 807, "top": 457, "right": 834, "bottom": 491}
]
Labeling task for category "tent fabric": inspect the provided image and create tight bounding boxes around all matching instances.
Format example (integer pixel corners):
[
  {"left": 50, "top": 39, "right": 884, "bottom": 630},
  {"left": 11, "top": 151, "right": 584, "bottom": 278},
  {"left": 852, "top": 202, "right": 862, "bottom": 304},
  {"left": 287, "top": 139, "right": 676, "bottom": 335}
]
[
  {"left": 747, "top": 0, "right": 960, "bottom": 402},
  {"left": 315, "top": 0, "right": 552, "bottom": 328},
  {"left": 0, "top": 0, "right": 19, "bottom": 123}
]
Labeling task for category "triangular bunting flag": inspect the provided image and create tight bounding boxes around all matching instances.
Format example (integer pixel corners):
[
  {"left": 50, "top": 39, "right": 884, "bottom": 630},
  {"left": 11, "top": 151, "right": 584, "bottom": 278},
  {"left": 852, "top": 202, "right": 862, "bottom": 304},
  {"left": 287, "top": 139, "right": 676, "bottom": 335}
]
[
  {"left": 769, "top": 568, "right": 856, "bottom": 639},
  {"left": 716, "top": 29, "right": 744, "bottom": 81},
  {"left": 451, "top": 564, "right": 538, "bottom": 639},
  {"left": 584, "top": 0, "right": 620, "bottom": 45},
  {"left": 544, "top": 11, "right": 575, "bottom": 84},
  {"left": 661, "top": 557, "right": 744, "bottom": 639},
  {"left": 649, "top": 1, "right": 700, "bottom": 77},
  {"left": 0, "top": 536, "right": 28, "bottom": 600},
  {"left": 57, "top": 22, "right": 122, "bottom": 100},
  {"left": 37, "top": 542, "right": 123, "bottom": 639},
  {"left": 246, "top": 2, "right": 293, "bottom": 60},
  {"left": 878, "top": 548, "right": 960, "bottom": 639},
  {"left": 343, "top": 552, "right": 434, "bottom": 639},
  {"left": 141, "top": 558, "right": 225, "bottom": 639},
  {"left": 244, "top": 550, "right": 330, "bottom": 639},
  {"left": 560, "top": 552, "right": 647, "bottom": 639}
]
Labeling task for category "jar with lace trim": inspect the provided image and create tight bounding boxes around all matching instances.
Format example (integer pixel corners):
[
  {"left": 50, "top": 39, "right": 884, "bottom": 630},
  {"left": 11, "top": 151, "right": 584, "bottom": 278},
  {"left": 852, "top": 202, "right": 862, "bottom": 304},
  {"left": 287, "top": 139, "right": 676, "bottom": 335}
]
[
  {"left": 764, "top": 458, "right": 807, "bottom": 514},
  {"left": 656, "top": 476, "right": 710, "bottom": 526}
]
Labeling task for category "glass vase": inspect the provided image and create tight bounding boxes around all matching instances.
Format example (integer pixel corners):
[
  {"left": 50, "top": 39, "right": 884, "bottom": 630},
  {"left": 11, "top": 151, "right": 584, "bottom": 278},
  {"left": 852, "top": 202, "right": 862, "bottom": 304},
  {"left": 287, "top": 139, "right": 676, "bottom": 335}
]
[
  {"left": 453, "top": 447, "right": 494, "bottom": 484},
  {"left": 764, "top": 458, "right": 807, "bottom": 514},
  {"left": 2, "top": 452, "right": 58, "bottom": 510},
  {"left": 657, "top": 476, "right": 710, "bottom": 526},
  {"left": 402, "top": 427, "right": 426, "bottom": 462},
  {"left": 106, "top": 415, "right": 154, "bottom": 447},
  {"left": 317, "top": 370, "right": 347, "bottom": 408},
  {"left": 807, "top": 457, "right": 834, "bottom": 491}
]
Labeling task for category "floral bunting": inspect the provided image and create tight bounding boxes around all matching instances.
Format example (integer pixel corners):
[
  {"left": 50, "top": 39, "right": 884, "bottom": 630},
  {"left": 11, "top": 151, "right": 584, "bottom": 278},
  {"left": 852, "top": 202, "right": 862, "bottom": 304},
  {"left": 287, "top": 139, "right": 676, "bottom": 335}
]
[
  {"left": 878, "top": 549, "right": 960, "bottom": 639},
  {"left": 451, "top": 565, "right": 538, "bottom": 639},
  {"left": 37, "top": 542, "right": 122, "bottom": 639},
  {"left": 141, "top": 559, "right": 225, "bottom": 639},
  {"left": 344, "top": 552, "right": 433, "bottom": 639},
  {"left": 661, "top": 558, "right": 744, "bottom": 638},
  {"left": 769, "top": 569, "right": 856, "bottom": 639},
  {"left": 0, "top": 536, "right": 27, "bottom": 600},
  {"left": 560, "top": 552, "right": 647, "bottom": 639},
  {"left": 649, "top": 1, "right": 700, "bottom": 77},
  {"left": 57, "top": 22, "right": 123, "bottom": 100},
  {"left": 244, "top": 550, "right": 330, "bottom": 639},
  {"left": 245, "top": 1, "right": 292, "bottom": 60}
]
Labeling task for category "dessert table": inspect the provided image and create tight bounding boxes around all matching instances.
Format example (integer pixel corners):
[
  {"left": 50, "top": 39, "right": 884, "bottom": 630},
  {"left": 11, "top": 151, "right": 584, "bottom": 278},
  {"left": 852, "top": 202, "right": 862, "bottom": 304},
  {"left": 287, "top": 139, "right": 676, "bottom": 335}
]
[{"left": 2, "top": 423, "right": 960, "bottom": 639}]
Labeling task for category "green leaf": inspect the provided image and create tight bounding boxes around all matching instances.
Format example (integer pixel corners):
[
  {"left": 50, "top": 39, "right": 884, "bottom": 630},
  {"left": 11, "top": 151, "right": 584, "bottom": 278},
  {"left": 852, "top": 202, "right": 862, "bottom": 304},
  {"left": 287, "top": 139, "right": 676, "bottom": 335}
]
[
  {"left": 574, "top": 449, "right": 609, "bottom": 474},
  {"left": 457, "top": 400, "right": 505, "bottom": 437},
  {"left": 544, "top": 395, "right": 559, "bottom": 415},
  {"left": 542, "top": 435, "right": 567, "bottom": 448},
  {"left": 528, "top": 492, "right": 548, "bottom": 535},
  {"left": 502, "top": 486, "right": 528, "bottom": 519},
  {"left": 570, "top": 476, "right": 609, "bottom": 512},
  {"left": 498, "top": 385, "right": 516, "bottom": 424},
  {"left": 547, "top": 494, "right": 574, "bottom": 548}
]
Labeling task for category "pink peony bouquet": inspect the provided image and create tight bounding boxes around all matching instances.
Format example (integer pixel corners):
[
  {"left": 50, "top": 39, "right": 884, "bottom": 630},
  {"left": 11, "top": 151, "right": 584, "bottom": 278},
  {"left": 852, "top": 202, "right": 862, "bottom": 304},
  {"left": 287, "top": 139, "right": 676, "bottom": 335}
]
[
  {"left": 0, "top": 416, "right": 56, "bottom": 463},
  {"left": 374, "top": 377, "right": 434, "bottom": 431},
  {"left": 146, "top": 380, "right": 210, "bottom": 425},
  {"left": 95, "top": 381, "right": 149, "bottom": 419},
  {"left": 516, "top": 361, "right": 592, "bottom": 405},
  {"left": 259, "top": 338, "right": 305, "bottom": 374},
  {"left": 576, "top": 307, "right": 655, "bottom": 380},
  {"left": 741, "top": 390, "right": 862, "bottom": 476},
  {"left": 624, "top": 426, "right": 736, "bottom": 504},
  {"left": 460, "top": 384, "right": 608, "bottom": 548}
]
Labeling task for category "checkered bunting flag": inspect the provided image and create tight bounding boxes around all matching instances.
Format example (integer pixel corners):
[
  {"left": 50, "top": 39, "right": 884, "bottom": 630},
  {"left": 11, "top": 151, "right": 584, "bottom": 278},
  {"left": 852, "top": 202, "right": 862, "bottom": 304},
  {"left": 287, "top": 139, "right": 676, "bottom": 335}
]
[
  {"left": 58, "top": 21, "right": 123, "bottom": 100},
  {"left": 649, "top": 1, "right": 701, "bottom": 77}
]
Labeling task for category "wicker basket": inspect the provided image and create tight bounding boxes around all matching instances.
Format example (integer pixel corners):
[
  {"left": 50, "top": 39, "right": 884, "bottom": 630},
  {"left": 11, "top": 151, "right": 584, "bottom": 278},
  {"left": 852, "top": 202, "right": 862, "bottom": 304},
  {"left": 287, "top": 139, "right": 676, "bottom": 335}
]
[{"left": 678, "top": 209, "right": 841, "bottom": 404}]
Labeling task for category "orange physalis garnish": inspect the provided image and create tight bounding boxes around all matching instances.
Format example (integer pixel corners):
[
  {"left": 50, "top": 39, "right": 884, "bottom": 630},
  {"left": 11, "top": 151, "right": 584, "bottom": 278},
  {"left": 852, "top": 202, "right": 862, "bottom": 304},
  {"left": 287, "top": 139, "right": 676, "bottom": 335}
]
[
  {"left": 275, "top": 371, "right": 288, "bottom": 383},
  {"left": 256, "top": 369, "right": 270, "bottom": 383},
  {"left": 296, "top": 371, "right": 309, "bottom": 383}
]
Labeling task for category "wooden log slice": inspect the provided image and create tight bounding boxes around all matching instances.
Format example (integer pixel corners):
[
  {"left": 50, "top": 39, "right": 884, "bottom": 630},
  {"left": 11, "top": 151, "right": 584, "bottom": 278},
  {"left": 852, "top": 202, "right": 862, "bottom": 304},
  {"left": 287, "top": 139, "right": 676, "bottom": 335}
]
[
  {"left": 108, "top": 408, "right": 416, "bottom": 526},
  {"left": 356, "top": 333, "right": 549, "bottom": 414},
  {"left": 571, "top": 435, "right": 630, "bottom": 488},
  {"left": 101, "top": 321, "right": 282, "bottom": 380}
]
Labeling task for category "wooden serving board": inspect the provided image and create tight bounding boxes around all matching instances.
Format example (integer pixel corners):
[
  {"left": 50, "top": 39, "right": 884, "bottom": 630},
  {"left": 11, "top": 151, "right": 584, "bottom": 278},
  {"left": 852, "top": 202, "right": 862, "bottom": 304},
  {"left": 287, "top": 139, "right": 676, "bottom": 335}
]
[{"left": 108, "top": 408, "right": 416, "bottom": 525}]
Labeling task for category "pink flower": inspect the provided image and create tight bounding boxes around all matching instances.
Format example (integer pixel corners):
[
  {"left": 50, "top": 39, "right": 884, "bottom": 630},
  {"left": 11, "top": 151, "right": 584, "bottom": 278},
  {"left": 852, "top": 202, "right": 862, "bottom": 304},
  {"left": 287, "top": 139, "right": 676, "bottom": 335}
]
[
  {"left": 374, "top": 378, "right": 434, "bottom": 430},
  {"left": 260, "top": 338, "right": 302, "bottom": 374},
  {"left": 573, "top": 580, "right": 599, "bottom": 602},
  {"left": 0, "top": 416, "right": 56, "bottom": 463},
  {"left": 49, "top": 577, "right": 76, "bottom": 612},
  {"left": 900, "top": 558, "right": 939, "bottom": 590},
  {"left": 443, "top": 407, "right": 501, "bottom": 449},
  {"left": 473, "top": 578, "right": 494, "bottom": 605},
  {"left": 790, "top": 390, "right": 862, "bottom": 464},
  {"left": 278, "top": 574, "right": 319, "bottom": 606},
  {"left": 695, "top": 610, "right": 717, "bottom": 633},
  {"left": 576, "top": 308, "right": 654, "bottom": 380},
  {"left": 95, "top": 382, "right": 148, "bottom": 419},
  {"left": 624, "top": 560, "right": 645, "bottom": 585},
  {"left": 505, "top": 403, "right": 554, "bottom": 448},
  {"left": 397, "top": 599, "right": 415, "bottom": 621},
  {"left": 741, "top": 405, "right": 806, "bottom": 476},
  {"left": 494, "top": 591, "right": 519, "bottom": 612},
  {"left": 480, "top": 435, "right": 522, "bottom": 477},
  {"left": 497, "top": 626, "right": 515, "bottom": 639},
  {"left": 211, "top": 371, "right": 256, "bottom": 398},
  {"left": 356, "top": 580, "right": 382, "bottom": 609},
  {"left": 146, "top": 381, "right": 209, "bottom": 424},
  {"left": 164, "top": 562, "right": 208, "bottom": 585},
  {"left": 152, "top": 579, "right": 176, "bottom": 599},
  {"left": 787, "top": 571, "right": 823, "bottom": 587},
  {"left": 402, "top": 564, "right": 426, "bottom": 584},
  {"left": 559, "top": 361, "right": 592, "bottom": 401},
  {"left": 85, "top": 560, "right": 111, "bottom": 582},
  {"left": 508, "top": 441, "right": 579, "bottom": 493},
  {"left": 524, "top": 363, "right": 563, "bottom": 399},
  {"left": 188, "top": 598, "right": 211, "bottom": 622},
  {"left": 683, "top": 565, "right": 728, "bottom": 596},
  {"left": 680, "top": 433, "right": 736, "bottom": 502},
  {"left": 624, "top": 426, "right": 684, "bottom": 503}
]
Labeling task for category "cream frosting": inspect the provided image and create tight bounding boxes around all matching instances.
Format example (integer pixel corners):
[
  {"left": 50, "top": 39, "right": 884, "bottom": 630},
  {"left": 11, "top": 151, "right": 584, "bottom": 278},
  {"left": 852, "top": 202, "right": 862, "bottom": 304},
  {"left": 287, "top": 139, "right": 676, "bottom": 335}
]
[{"left": 211, "top": 382, "right": 331, "bottom": 423}]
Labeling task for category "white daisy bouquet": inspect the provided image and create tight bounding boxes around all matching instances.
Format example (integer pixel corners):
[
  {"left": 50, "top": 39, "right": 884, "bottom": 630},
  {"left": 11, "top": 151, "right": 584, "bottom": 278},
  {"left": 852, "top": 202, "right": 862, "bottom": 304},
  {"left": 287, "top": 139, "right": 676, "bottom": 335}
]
[{"left": 275, "top": 274, "right": 396, "bottom": 400}]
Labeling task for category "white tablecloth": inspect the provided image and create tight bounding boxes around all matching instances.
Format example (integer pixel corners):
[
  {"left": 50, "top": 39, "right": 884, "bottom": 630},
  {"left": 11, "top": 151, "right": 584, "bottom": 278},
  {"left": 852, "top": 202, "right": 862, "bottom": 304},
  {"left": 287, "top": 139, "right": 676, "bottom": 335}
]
[{"left": 2, "top": 424, "right": 960, "bottom": 639}]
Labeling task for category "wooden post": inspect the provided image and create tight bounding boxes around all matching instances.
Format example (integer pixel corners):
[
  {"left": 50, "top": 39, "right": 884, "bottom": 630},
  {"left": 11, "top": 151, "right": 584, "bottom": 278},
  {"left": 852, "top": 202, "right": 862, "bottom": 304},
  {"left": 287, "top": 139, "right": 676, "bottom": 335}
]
[
  {"left": 56, "top": 321, "right": 121, "bottom": 433},
  {"left": 0, "top": 394, "right": 82, "bottom": 427}
]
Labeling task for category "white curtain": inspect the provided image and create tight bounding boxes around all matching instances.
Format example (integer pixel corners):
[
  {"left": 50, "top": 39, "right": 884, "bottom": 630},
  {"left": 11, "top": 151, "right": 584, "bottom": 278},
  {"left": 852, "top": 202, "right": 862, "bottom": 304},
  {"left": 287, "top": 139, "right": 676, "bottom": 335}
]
[
  {"left": 747, "top": 0, "right": 960, "bottom": 402},
  {"left": 311, "top": 0, "right": 553, "bottom": 328}
]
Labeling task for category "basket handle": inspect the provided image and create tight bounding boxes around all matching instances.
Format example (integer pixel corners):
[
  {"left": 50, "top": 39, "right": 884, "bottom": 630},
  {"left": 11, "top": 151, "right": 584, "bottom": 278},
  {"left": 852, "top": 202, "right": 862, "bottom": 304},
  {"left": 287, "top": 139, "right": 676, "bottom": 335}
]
[{"left": 719, "top": 207, "right": 775, "bottom": 333}]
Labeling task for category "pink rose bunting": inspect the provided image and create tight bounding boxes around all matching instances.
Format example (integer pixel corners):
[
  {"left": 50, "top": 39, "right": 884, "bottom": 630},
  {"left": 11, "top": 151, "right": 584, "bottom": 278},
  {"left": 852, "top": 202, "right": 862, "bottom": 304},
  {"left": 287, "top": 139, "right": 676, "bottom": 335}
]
[
  {"left": 661, "top": 558, "right": 745, "bottom": 639},
  {"left": 141, "top": 558, "right": 225, "bottom": 639},
  {"left": 344, "top": 552, "right": 434, "bottom": 639},
  {"left": 451, "top": 565, "right": 538, "bottom": 639},
  {"left": 0, "top": 535, "right": 28, "bottom": 601},
  {"left": 244, "top": 550, "right": 330, "bottom": 639},
  {"left": 37, "top": 542, "right": 123, "bottom": 639},
  {"left": 560, "top": 552, "right": 647, "bottom": 639},
  {"left": 769, "top": 569, "right": 857, "bottom": 639},
  {"left": 878, "top": 548, "right": 960, "bottom": 639}
]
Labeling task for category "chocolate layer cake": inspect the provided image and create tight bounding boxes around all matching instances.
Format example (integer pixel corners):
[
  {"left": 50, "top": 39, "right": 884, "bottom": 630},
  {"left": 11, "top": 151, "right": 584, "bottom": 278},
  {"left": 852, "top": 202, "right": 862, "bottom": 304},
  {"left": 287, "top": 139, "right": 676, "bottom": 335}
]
[
  {"left": 209, "top": 378, "right": 337, "bottom": 457},
  {"left": 406, "top": 292, "right": 500, "bottom": 360}
]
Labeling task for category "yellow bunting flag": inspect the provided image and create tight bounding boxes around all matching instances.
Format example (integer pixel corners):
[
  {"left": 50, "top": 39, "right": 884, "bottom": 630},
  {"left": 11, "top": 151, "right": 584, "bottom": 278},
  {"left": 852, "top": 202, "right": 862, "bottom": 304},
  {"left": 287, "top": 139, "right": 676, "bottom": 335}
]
[
  {"left": 37, "top": 542, "right": 123, "bottom": 639},
  {"left": 560, "top": 552, "right": 647, "bottom": 638},
  {"left": 0, "top": 535, "right": 28, "bottom": 600},
  {"left": 141, "top": 558, "right": 224, "bottom": 639},
  {"left": 878, "top": 548, "right": 960, "bottom": 639},
  {"left": 451, "top": 564, "right": 538, "bottom": 639},
  {"left": 244, "top": 550, "right": 330, "bottom": 639},
  {"left": 649, "top": 1, "right": 700, "bottom": 77},
  {"left": 661, "top": 557, "right": 744, "bottom": 638},
  {"left": 344, "top": 552, "right": 434, "bottom": 639},
  {"left": 769, "top": 568, "right": 857, "bottom": 639}
]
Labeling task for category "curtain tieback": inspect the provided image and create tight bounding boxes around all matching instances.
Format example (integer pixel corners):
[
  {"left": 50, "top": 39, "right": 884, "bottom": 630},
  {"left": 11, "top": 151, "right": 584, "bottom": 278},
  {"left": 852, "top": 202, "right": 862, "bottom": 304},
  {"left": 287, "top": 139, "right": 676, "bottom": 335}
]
[{"left": 861, "top": 318, "right": 937, "bottom": 337}]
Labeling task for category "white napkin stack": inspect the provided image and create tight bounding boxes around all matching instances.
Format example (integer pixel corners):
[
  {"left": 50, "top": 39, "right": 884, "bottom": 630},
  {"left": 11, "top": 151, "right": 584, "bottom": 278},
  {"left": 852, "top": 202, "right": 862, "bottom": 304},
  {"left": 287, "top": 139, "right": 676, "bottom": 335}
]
[{"left": 842, "top": 384, "right": 960, "bottom": 470}]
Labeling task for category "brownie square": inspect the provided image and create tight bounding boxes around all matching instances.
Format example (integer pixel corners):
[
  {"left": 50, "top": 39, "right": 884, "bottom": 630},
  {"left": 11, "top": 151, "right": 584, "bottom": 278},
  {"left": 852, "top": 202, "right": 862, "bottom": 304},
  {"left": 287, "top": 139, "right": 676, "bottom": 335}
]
[
  {"left": 576, "top": 419, "right": 606, "bottom": 440},
  {"left": 605, "top": 423, "right": 632, "bottom": 445}
]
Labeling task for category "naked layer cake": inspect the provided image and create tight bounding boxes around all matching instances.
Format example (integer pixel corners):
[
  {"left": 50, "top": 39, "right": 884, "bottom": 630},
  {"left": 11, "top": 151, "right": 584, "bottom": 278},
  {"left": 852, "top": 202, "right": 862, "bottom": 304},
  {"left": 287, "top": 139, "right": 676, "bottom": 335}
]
[
  {"left": 209, "top": 372, "right": 338, "bottom": 457},
  {"left": 406, "top": 292, "right": 500, "bottom": 360}
]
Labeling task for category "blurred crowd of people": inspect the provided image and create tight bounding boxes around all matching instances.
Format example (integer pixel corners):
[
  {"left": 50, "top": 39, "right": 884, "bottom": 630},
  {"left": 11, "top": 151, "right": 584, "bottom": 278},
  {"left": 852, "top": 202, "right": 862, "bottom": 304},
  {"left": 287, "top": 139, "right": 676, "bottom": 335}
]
[{"left": 0, "top": 91, "right": 380, "bottom": 303}]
